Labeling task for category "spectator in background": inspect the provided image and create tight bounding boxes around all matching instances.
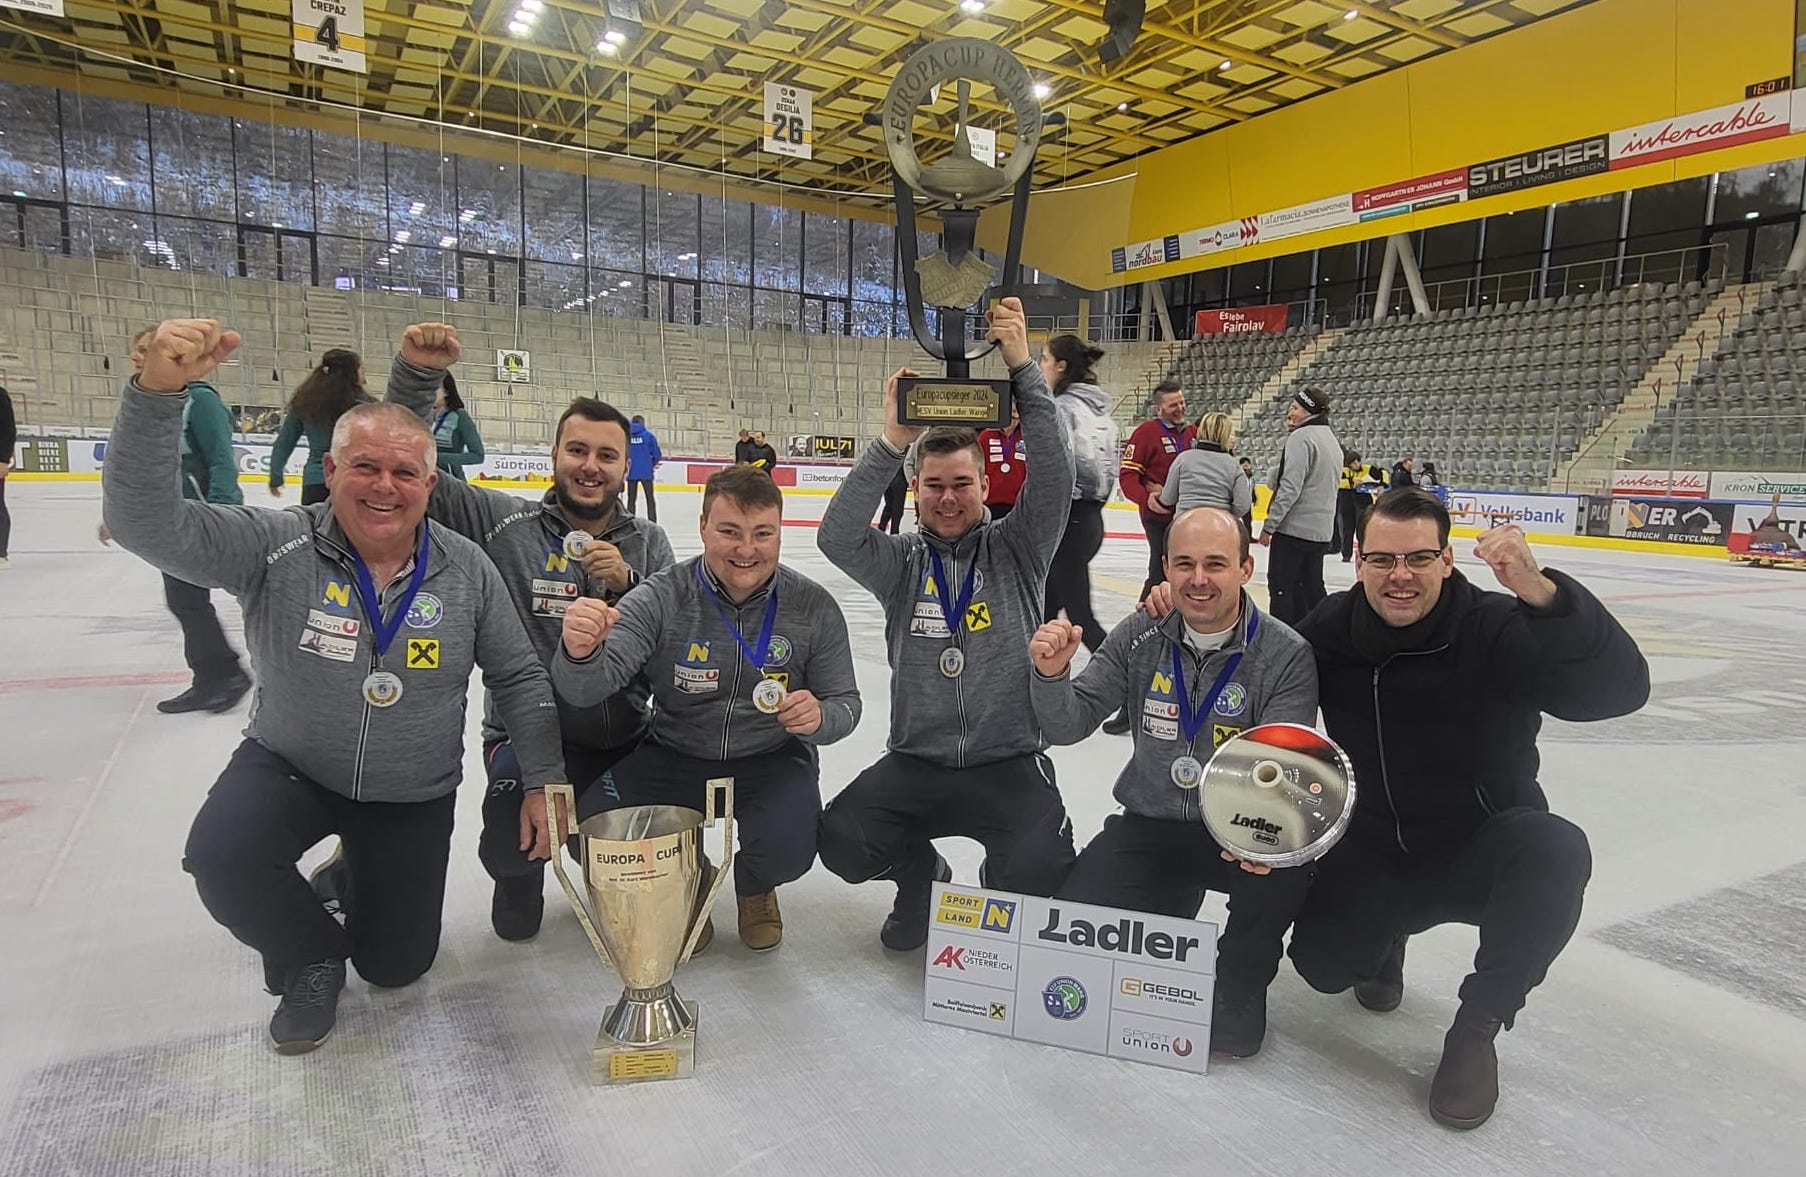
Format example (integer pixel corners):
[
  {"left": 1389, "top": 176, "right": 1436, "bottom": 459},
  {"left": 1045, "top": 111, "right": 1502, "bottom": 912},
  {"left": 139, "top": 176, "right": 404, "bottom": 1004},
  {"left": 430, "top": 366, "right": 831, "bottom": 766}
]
[
  {"left": 1238, "top": 456, "right": 1255, "bottom": 536},
  {"left": 1118, "top": 381, "right": 1193, "bottom": 602},
  {"left": 750, "top": 430, "right": 779, "bottom": 472},
  {"left": 1336, "top": 448, "right": 1366, "bottom": 563},
  {"left": 1391, "top": 456, "right": 1417, "bottom": 493},
  {"left": 628, "top": 414, "right": 663, "bottom": 522},
  {"left": 1420, "top": 462, "right": 1443, "bottom": 490},
  {"left": 0, "top": 382, "right": 14, "bottom": 569},
  {"left": 735, "top": 429, "right": 758, "bottom": 465},
  {"left": 430, "top": 373, "right": 485, "bottom": 481},
  {"left": 1043, "top": 334, "right": 1120, "bottom": 654},
  {"left": 1259, "top": 386, "right": 1339, "bottom": 625},
  {"left": 271, "top": 348, "right": 368, "bottom": 505},
  {"left": 978, "top": 403, "right": 1026, "bottom": 521},
  {"left": 877, "top": 465, "right": 909, "bottom": 534},
  {"left": 1158, "top": 412, "right": 1251, "bottom": 520}
]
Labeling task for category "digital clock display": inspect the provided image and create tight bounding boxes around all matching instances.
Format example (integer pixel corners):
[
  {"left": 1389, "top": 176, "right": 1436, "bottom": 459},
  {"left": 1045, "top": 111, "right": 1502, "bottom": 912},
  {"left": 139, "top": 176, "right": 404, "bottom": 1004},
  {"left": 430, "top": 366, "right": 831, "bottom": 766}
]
[{"left": 1746, "top": 76, "right": 1789, "bottom": 99}]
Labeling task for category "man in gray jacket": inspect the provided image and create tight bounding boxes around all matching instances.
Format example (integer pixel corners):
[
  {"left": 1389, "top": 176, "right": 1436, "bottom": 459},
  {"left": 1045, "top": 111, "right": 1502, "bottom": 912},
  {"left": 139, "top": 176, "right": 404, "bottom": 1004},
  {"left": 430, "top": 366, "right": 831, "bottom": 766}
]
[
  {"left": 814, "top": 297, "right": 1079, "bottom": 952},
  {"left": 103, "top": 320, "right": 563, "bottom": 1056},
  {"left": 1031, "top": 506, "right": 1319, "bottom": 1059},
  {"left": 382, "top": 324, "right": 674, "bottom": 942},
  {"left": 555, "top": 465, "right": 860, "bottom": 951},
  {"left": 1261, "top": 386, "right": 1340, "bottom": 624}
]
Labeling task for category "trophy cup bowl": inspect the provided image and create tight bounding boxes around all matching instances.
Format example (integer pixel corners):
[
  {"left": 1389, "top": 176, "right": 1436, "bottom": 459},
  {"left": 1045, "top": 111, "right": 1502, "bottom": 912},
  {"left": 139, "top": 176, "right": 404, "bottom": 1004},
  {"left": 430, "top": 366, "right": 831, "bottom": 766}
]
[
  {"left": 545, "top": 778, "right": 734, "bottom": 1084},
  {"left": 1199, "top": 724, "right": 1355, "bottom": 869}
]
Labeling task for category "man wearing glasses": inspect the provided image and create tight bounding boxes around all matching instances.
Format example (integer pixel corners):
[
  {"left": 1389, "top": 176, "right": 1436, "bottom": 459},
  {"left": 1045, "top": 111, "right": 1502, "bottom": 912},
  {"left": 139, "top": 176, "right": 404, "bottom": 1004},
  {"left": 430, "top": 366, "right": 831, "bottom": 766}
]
[{"left": 1290, "top": 488, "right": 1648, "bottom": 1131}]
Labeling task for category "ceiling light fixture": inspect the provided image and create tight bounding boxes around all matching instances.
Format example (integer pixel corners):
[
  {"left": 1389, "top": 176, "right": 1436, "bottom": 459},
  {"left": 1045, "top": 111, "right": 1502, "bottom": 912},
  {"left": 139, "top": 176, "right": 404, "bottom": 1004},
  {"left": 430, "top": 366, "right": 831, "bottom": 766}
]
[
  {"left": 1344, "top": 8, "right": 1357, "bottom": 19},
  {"left": 1219, "top": 59, "right": 1232, "bottom": 71},
  {"left": 959, "top": 0, "right": 984, "bottom": 13},
  {"left": 1033, "top": 82, "right": 1052, "bottom": 100},
  {"left": 596, "top": 39, "right": 619, "bottom": 55}
]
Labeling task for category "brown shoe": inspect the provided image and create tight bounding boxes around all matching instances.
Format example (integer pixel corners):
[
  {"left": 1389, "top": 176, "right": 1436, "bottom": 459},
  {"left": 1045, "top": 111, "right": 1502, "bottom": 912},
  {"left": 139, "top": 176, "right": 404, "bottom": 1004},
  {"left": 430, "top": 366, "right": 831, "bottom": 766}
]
[
  {"left": 1430, "top": 1008, "right": 1503, "bottom": 1130},
  {"left": 1355, "top": 934, "right": 1407, "bottom": 1012},
  {"left": 737, "top": 890, "right": 783, "bottom": 952}
]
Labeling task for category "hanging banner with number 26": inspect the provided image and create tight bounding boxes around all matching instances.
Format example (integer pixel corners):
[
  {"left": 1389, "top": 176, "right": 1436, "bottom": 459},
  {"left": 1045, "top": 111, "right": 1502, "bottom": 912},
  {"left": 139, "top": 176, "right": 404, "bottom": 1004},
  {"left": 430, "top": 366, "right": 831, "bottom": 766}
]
[
  {"left": 292, "top": 0, "right": 368, "bottom": 74},
  {"left": 763, "top": 82, "right": 814, "bottom": 162}
]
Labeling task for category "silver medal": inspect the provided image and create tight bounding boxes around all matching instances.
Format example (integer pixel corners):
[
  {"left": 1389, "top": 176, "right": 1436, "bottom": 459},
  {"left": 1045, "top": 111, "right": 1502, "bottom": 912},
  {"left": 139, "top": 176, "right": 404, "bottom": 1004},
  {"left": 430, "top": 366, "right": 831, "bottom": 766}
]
[
  {"left": 939, "top": 646, "right": 965, "bottom": 679},
  {"left": 999, "top": 462, "right": 1011, "bottom": 473},
  {"left": 362, "top": 670, "right": 404, "bottom": 708},
  {"left": 1170, "top": 754, "right": 1203, "bottom": 789},
  {"left": 562, "top": 530, "right": 591, "bottom": 560},
  {"left": 1199, "top": 723, "right": 1356, "bottom": 868},
  {"left": 752, "top": 676, "right": 787, "bottom": 714}
]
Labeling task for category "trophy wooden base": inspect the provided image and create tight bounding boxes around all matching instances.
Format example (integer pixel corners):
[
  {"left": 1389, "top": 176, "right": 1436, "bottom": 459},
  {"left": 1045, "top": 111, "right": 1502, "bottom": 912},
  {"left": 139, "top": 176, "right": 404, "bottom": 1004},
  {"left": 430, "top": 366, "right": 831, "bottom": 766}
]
[{"left": 591, "top": 1001, "right": 698, "bottom": 1085}]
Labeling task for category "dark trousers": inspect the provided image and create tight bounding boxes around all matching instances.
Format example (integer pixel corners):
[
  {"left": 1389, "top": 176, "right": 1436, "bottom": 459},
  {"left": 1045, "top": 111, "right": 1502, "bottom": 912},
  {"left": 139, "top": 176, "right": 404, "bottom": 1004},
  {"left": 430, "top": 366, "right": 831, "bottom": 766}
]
[
  {"left": 818, "top": 751, "right": 1076, "bottom": 898},
  {"left": 627, "top": 478, "right": 657, "bottom": 522},
  {"left": 1139, "top": 514, "right": 1170, "bottom": 601},
  {"left": 1334, "top": 490, "right": 1361, "bottom": 560},
  {"left": 601, "top": 737, "right": 821, "bottom": 896},
  {"left": 878, "top": 482, "right": 907, "bottom": 534},
  {"left": 0, "top": 472, "right": 10, "bottom": 557},
  {"left": 162, "top": 572, "right": 244, "bottom": 686},
  {"left": 1060, "top": 812, "right": 1314, "bottom": 991},
  {"left": 1044, "top": 499, "right": 1107, "bottom": 651},
  {"left": 182, "top": 740, "right": 457, "bottom": 986},
  {"left": 1288, "top": 808, "right": 1592, "bottom": 1028},
  {"left": 1264, "top": 532, "right": 1327, "bottom": 625},
  {"left": 478, "top": 737, "right": 639, "bottom": 881},
  {"left": 300, "top": 482, "right": 329, "bottom": 506}
]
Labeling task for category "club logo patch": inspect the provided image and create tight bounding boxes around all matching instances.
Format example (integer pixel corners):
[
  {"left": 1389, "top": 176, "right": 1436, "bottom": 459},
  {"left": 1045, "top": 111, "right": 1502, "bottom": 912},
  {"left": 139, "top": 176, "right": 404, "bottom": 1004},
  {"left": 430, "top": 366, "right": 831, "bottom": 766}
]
[
  {"left": 406, "top": 638, "right": 440, "bottom": 669},
  {"left": 1218, "top": 682, "right": 1247, "bottom": 717},
  {"left": 405, "top": 593, "right": 443, "bottom": 629},
  {"left": 766, "top": 635, "right": 792, "bottom": 667}
]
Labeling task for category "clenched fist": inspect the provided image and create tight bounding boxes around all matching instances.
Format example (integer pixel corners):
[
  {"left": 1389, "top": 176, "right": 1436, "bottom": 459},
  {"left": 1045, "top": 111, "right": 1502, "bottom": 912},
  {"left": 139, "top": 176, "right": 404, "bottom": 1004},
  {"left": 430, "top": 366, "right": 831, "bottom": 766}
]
[
  {"left": 882, "top": 366, "right": 924, "bottom": 451},
  {"left": 401, "top": 322, "right": 461, "bottom": 370},
  {"left": 561, "top": 597, "right": 620, "bottom": 659},
  {"left": 775, "top": 688, "right": 823, "bottom": 736},
  {"left": 1029, "top": 620, "right": 1085, "bottom": 678},
  {"left": 138, "top": 320, "right": 242, "bottom": 394},
  {"left": 985, "top": 297, "right": 1030, "bottom": 369},
  {"left": 1474, "top": 523, "right": 1556, "bottom": 609},
  {"left": 579, "top": 538, "right": 631, "bottom": 594}
]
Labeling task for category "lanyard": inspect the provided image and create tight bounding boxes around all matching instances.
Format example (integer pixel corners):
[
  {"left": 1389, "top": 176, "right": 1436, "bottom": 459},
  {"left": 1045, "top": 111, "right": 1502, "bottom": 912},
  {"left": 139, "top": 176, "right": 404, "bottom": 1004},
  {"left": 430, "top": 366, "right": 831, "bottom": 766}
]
[
  {"left": 1156, "top": 420, "right": 1186, "bottom": 452},
  {"left": 350, "top": 525, "right": 432, "bottom": 666},
  {"left": 1004, "top": 427, "right": 1022, "bottom": 457},
  {"left": 926, "top": 547, "right": 981, "bottom": 641},
  {"left": 1170, "top": 610, "right": 1259, "bottom": 746},
  {"left": 695, "top": 562, "right": 780, "bottom": 671}
]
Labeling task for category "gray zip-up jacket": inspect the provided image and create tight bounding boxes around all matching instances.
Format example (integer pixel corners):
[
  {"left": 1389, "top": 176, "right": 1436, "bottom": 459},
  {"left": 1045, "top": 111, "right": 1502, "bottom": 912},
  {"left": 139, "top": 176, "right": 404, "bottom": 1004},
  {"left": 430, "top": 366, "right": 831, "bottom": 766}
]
[
  {"left": 817, "top": 360, "right": 1075, "bottom": 769},
  {"left": 553, "top": 557, "right": 860, "bottom": 759},
  {"left": 1264, "top": 419, "right": 1340, "bottom": 543},
  {"left": 1159, "top": 445, "right": 1252, "bottom": 519},
  {"left": 1031, "top": 597, "right": 1318, "bottom": 823},
  {"left": 383, "top": 355, "right": 674, "bottom": 752},
  {"left": 101, "top": 382, "right": 563, "bottom": 802},
  {"left": 1055, "top": 381, "right": 1119, "bottom": 502}
]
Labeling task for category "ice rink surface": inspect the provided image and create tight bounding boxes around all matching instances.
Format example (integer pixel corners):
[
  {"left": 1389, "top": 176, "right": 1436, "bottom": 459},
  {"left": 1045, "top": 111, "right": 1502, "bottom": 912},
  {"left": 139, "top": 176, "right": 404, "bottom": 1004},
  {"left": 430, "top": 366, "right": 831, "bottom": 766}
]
[{"left": 2, "top": 480, "right": 1803, "bottom": 1176}]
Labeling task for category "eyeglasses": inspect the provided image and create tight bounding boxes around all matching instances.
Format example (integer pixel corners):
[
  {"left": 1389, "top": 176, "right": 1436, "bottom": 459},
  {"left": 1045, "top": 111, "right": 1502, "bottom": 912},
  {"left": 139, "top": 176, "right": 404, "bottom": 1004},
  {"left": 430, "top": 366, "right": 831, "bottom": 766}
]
[{"left": 1358, "top": 549, "right": 1443, "bottom": 572}]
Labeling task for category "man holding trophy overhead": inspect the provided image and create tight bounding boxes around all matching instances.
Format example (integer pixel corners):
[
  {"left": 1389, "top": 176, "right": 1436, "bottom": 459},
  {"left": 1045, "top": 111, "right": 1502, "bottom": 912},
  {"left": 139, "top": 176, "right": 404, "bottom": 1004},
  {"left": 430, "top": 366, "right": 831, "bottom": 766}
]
[
  {"left": 102, "top": 320, "right": 564, "bottom": 1056},
  {"left": 815, "top": 297, "right": 1079, "bottom": 951},
  {"left": 554, "top": 465, "right": 861, "bottom": 952},
  {"left": 379, "top": 322, "right": 675, "bottom": 944},
  {"left": 1029, "top": 506, "right": 1320, "bottom": 1060}
]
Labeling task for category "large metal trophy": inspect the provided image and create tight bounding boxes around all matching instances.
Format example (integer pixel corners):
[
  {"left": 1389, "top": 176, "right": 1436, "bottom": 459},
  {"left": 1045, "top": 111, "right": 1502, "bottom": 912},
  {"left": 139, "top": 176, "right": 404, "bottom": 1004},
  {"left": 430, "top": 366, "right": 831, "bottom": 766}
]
[
  {"left": 1200, "top": 724, "right": 1356, "bottom": 868},
  {"left": 544, "top": 779, "right": 733, "bottom": 1084},
  {"left": 881, "top": 38, "right": 1044, "bottom": 426}
]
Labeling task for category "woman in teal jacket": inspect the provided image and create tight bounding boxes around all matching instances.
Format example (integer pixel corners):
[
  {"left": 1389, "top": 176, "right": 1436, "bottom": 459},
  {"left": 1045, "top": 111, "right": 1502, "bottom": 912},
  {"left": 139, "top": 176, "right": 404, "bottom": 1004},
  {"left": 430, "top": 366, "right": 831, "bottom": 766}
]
[
  {"left": 430, "top": 372, "right": 485, "bottom": 481},
  {"left": 270, "top": 348, "right": 367, "bottom": 504}
]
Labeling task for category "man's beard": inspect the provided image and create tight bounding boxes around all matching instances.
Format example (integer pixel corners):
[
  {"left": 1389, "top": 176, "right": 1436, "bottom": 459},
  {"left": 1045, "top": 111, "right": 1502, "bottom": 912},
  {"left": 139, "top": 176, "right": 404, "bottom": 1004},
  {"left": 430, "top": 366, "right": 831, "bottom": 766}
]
[{"left": 555, "top": 478, "right": 618, "bottom": 525}]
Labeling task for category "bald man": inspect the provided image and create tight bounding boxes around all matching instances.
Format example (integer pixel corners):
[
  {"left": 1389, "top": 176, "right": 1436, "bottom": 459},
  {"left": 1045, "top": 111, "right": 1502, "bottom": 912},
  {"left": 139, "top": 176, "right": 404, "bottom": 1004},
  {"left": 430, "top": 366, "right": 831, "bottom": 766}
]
[{"left": 1029, "top": 506, "right": 1319, "bottom": 1060}]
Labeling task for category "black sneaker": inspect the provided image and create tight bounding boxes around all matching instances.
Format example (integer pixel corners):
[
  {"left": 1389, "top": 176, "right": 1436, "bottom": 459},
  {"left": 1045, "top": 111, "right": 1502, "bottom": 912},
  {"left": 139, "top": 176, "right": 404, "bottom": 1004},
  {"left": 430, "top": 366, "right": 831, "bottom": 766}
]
[
  {"left": 309, "top": 844, "right": 351, "bottom": 919},
  {"left": 879, "top": 851, "right": 952, "bottom": 952},
  {"left": 1101, "top": 710, "right": 1134, "bottom": 736},
  {"left": 1210, "top": 985, "right": 1267, "bottom": 1059},
  {"left": 1355, "top": 934, "right": 1408, "bottom": 1013},
  {"left": 269, "top": 959, "right": 347, "bottom": 1055},
  {"left": 157, "top": 672, "right": 252, "bottom": 715},
  {"left": 492, "top": 872, "right": 545, "bottom": 942}
]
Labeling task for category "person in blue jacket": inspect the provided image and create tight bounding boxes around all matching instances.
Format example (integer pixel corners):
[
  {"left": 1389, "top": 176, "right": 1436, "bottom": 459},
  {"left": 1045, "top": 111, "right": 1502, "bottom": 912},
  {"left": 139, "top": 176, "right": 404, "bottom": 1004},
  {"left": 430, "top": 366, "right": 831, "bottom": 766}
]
[
  {"left": 627, "top": 414, "right": 663, "bottom": 522},
  {"left": 430, "top": 373, "right": 485, "bottom": 481}
]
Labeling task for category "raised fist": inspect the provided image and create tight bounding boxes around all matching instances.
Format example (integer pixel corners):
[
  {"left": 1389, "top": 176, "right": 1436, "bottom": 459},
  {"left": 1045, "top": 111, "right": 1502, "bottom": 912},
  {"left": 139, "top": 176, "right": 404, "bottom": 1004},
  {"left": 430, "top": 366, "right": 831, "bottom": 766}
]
[
  {"left": 579, "top": 538, "right": 631, "bottom": 594},
  {"left": 985, "top": 297, "right": 1030, "bottom": 370},
  {"left": 561, "top": 597, "right": 620, "bottom": 660},
  {"left": 401, "top": 322, "right": 461, "bottom": 370},
  {"left": 1029, "top": 619, "right": 1085, "bottom": 678},
  {"left": 882, "top": 367, "right": 924, "bottom": 451},
  {"left": 1474, "top": 523, "right": 1556, "bottom": 609},
  {"left": 138, "top": 320, "right": 242, "bottom": 394}
]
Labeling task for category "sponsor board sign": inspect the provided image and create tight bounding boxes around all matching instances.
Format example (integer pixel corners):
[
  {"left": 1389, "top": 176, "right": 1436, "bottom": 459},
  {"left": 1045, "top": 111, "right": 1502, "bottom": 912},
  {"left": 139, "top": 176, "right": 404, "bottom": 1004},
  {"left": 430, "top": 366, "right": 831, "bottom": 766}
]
[
  {"left": 1467, "top": 136, "right": 1609, "bottom": 199},
  {"left": 1258, "top": 194, "right": 1354, "bottom": 243},
  {"left": 1610, "top": 95, "right": 1790, "bottom": 169},
  {"left": 1610, "top": 497, "right": 1733, "bottom": 545},
  {"left": 1176, "top": 220, "right": 1255, "bottom": 261},
  {"left": 1353, "top": 168, "right": 1468, "bottom": 220},
  {"left": 1112, "top": 236, "right": 1182, "bottom": 274},
  {"left": 1707, "top": 470, "right": 1806, "bottom": 503},
  {"left": 1446, "top": 492, "right": 1581, "bottom": 535},
  {"left": 1610, "top": 469, "right": 1709, "bottom": 498},
  {"left": 923, "top": 884, "right": 1214, "bottom": 1074},
  {"left": 1194, "top": 305, "right": 1286, "bottom": 335}
]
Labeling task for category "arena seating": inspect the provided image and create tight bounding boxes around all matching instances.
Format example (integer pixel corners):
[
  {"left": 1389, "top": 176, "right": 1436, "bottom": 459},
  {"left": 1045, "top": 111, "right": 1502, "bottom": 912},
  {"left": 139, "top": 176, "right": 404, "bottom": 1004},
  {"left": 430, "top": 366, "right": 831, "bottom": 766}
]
[{"left": 1158, "top": 325, "right": 1322, "bottom": 418}]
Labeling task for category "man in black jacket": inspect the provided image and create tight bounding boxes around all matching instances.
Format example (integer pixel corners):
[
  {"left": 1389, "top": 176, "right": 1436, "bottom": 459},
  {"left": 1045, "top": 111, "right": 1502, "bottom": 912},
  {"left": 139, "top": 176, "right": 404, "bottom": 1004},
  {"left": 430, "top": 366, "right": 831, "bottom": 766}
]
[{"left": 1291, "top": 488, "right": 1648, "bottom": 1132}]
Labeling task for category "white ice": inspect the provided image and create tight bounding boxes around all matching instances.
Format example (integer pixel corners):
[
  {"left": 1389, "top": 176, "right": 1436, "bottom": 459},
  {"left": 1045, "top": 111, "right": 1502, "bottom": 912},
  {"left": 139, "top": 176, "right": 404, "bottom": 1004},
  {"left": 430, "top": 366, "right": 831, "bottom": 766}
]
[{"left": 2, "top": 480, "right": 1804, "bottom": 1176}]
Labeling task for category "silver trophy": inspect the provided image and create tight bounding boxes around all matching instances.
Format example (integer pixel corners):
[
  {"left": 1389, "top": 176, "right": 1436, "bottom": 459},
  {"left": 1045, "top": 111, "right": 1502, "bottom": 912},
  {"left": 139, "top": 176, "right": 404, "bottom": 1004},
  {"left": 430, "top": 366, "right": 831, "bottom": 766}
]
[
  {"left": 1200, "top": 724, "right": 1355, "bottom": 868},
  {"left": 544, "top": 779, "right": 733, "bottom": 1084}
]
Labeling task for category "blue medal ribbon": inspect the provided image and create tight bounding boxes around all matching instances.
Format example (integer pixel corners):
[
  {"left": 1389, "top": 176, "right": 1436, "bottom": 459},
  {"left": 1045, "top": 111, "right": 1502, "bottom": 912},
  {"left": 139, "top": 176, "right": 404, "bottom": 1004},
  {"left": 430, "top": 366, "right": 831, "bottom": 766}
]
[
  {"left": 1170, "top": 610, "right": 1259, "bottom": 746},
  {"left": 350, "top": 524, "right": 432, "bottom": 666},
  {"left": 926, "top": 547, "right": 980, "bottom": 641},
  {"left": 695, "top": 562, "right": 780, "bottom": 672}
]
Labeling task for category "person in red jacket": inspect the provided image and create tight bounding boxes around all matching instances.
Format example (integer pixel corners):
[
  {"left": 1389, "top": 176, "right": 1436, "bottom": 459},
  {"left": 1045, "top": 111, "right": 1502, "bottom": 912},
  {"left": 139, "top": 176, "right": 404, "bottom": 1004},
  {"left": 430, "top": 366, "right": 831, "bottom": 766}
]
[
  {"left": 1119, "top": 381, "right": 1193, "bottom": 601},
  {"left": 977, "top": 403, "right": 1026, "bottom": 520}
]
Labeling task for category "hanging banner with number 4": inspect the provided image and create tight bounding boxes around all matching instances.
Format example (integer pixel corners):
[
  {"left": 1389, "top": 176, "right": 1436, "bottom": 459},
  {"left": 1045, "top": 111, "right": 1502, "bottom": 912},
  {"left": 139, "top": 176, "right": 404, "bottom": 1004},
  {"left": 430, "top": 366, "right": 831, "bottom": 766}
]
[
  {"left": 292, "top": 0, "right": 368, "bottom": 74},
  {"left": 763, "top": 83, "right": 813, "bottom": 161}
]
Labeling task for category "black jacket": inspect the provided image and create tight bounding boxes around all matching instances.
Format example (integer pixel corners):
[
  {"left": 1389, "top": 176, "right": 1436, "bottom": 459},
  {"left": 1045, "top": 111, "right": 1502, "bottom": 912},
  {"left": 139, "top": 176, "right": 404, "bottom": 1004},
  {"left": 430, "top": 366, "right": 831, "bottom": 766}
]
[
  {"left": 734, "top": 439, "right": 758, "bottom": 464},
  {"left": 1390, "top": 462, "right": 1414, "bottom": 491},
  {"left": 1297, "top": 568, "right": 1649, "bottom": 856}
]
